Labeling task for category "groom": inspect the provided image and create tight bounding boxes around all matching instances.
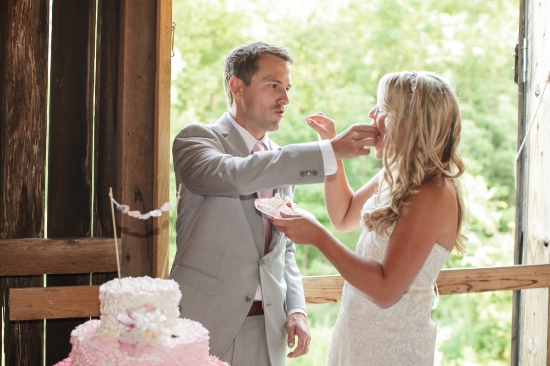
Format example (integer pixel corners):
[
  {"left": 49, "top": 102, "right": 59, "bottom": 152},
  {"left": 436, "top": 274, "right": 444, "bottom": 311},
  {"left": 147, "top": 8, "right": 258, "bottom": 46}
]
[{"left": 170, "top": 41, "right": 374, "bottom": 366}]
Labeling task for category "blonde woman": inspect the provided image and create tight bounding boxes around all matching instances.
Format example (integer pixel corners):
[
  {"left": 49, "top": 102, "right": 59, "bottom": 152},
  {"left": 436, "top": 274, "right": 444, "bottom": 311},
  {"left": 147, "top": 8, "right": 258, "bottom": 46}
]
[{"left": 272, "top": 71, "right": 466, "bottom": 365}]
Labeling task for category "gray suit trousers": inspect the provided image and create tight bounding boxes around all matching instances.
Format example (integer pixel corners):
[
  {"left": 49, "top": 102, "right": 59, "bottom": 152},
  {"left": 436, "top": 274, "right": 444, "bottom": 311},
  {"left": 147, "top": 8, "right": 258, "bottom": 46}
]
[{"left": 220, "top": 315, "right": 271, "bottom": 366}]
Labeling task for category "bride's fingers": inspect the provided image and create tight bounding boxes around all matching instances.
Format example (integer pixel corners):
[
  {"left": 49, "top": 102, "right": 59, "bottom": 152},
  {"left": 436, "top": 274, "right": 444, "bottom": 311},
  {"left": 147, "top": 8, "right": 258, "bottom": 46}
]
[
  {"left": 305, "top": 117, "right": 337, "bottom": 139},
  {"left": 305, "top": 114, "right": 333, "bottom": 124},
  {"left": 304, "top": 111, "right": 326, "bottom": 119},
  {"left": 305, "top": 118, "right": 323, "bottom": 132},
  {"left": 279, "top": 212, "right": 300, "bottom": 219}
]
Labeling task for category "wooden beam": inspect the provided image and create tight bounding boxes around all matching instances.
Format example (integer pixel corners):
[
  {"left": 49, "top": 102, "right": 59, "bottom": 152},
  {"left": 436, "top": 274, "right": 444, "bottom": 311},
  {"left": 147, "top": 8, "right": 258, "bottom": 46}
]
[
  {"left": 304, "top": 264, "right": 550, "bottom": 304},
  {"left": 91, "top": 0, "right": 121, "bottom": 293},
  {"left": 437, "top": 264, "right": 550, "bottom": 295},
  {"left": 0, "top": 0, "right": 50, "bottom": 363},
  {"left": 511, "top": 0, "right": 527, "bottom": 364},
  {"left": 10, "top": 286, "right": 101, "bottom": 321},
  {"left": 10, "top": 264, "right": 550, "bottom": 320},
  {"left": 117, "top": 0, "right": 157, "bottom": 277},
  {"left": 47, "top": 1, "right": 98, "bottom": 360},
  {"left": 153, "top": 0, "right": 172, "bottom": 279},
  {"left": 0, "top": 238, "right": 120, "bottom": 276},
  {"left": 303, "top": 275, "right": 345, "bottom": 304}
]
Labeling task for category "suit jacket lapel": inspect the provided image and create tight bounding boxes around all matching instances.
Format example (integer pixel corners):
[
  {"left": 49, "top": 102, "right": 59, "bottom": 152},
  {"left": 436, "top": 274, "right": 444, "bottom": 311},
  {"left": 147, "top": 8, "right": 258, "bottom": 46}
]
[
  {"left": 215, "top": 114, "right": 250, "bottom": 157},
  {"left": 216, "top": 115, "right": 266, "bottom": 255}
]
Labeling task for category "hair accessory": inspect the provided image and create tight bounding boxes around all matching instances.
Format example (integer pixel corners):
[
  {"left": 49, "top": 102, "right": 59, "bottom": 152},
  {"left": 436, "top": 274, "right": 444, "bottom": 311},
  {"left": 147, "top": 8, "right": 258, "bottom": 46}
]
[{"left": 410, "top": 71, "right": 418, "bottom": 93}]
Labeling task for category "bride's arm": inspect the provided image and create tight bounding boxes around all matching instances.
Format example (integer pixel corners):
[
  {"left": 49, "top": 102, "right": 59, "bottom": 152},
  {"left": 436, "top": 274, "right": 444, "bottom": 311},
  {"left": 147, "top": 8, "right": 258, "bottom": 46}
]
[
  {"left": 324, "top": 163, "right": 381, "bottom": 232},
  {"left": 306, "top": 113, "right": 380, "bottom": 232},
  {"left": 273, "top": 181, "right": 457, "bottom": 308}
]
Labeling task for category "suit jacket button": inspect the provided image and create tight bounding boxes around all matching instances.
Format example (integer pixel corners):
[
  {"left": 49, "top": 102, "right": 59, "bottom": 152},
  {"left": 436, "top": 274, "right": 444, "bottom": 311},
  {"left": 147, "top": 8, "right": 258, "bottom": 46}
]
[
  {"left": 300, "top": 171, "right": 306, "bottom": 177},
  {"left": 260, "top": 259, "right": 266, "bottom": 265},
  {"left": 245, "top": 295, "right": 252, "bottom": 302},
  {"left": 312, "top": 170, "right": 318, "bottom": 175}
]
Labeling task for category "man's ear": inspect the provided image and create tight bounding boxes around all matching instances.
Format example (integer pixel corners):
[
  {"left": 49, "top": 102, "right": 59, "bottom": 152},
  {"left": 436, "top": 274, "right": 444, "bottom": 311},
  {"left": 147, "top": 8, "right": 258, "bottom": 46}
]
[{"left": 229, "top": 76, "right": 243, "bottom": 100}]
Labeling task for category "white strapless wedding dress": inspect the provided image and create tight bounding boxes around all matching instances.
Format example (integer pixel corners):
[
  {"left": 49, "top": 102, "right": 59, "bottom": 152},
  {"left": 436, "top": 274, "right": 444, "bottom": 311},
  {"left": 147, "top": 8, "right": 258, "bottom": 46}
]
[{"left": 326, "top": 195, "right": 450, "bottom": 366}]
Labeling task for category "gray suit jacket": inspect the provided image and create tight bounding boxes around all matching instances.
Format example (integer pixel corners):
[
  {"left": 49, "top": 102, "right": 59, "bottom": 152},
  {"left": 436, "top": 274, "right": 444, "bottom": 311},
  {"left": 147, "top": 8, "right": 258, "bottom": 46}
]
[{"left": 169, "top": 114, "right": 325, "bottom": 366}]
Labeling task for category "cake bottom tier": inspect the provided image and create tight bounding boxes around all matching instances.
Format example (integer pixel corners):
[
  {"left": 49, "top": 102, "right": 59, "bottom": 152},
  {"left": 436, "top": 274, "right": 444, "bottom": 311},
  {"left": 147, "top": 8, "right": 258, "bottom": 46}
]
[
  {"left": 67, "top": 318, "right": 212, "bottom": 366},
  {"left": 56, "top": 355, "right": 229, "bottom": 366}
]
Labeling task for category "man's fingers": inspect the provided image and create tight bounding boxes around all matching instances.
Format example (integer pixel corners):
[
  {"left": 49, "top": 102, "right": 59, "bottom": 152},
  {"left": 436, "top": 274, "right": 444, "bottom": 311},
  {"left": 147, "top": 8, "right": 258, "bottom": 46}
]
[{"left": 288, "top": 331, "right": 310, "bottom": 358}]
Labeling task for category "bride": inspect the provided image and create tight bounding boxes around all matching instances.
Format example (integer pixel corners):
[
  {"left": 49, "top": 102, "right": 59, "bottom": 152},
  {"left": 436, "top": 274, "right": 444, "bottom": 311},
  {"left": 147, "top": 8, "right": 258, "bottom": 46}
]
[{"left": 272, "top": 71, "right": 466, "bottom": 365}]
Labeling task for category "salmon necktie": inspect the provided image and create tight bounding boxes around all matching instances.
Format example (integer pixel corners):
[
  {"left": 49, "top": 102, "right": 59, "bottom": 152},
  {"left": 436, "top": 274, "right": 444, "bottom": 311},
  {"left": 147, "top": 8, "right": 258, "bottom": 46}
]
[{"left": 251, "top": 141, "right": 273, "bottom": 254}]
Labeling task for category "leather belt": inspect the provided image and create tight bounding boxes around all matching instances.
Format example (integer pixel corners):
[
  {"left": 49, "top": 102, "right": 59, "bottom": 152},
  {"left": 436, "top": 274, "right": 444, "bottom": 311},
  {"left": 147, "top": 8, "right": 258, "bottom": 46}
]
[{"left": 247, "top": 301, "right": 264, "bottom": 316}]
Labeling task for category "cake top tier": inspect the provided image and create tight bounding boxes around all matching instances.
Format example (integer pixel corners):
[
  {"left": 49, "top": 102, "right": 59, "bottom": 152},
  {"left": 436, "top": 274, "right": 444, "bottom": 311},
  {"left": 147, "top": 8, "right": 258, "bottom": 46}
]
[
  {"left": 98, "top": 276, "right": 182, "bottom": 337},
  {"left": 100, "top": 276, "right": 181, "bottom": 297}
]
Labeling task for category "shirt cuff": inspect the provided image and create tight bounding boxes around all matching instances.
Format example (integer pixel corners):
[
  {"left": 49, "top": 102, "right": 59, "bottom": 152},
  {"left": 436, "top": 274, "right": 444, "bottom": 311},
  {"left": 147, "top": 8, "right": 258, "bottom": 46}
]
[
  {"left": 287, "top": 307, "right": 307, "bottom": 318},
  {"left": 318, "top": 139, "right": 337, "bottom": 176}
]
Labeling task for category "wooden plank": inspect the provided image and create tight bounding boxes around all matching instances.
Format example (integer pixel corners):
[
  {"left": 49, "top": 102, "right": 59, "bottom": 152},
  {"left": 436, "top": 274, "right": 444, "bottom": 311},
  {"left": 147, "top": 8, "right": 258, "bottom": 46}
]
[
  {"left": 304, "top": 265, "right": 550, "bottom": 304},
  {"left": 10, "top": 286, "right": 101, "bottom": 321},
  {"left": 511, "top": 2, "right": 526, "bottom": 364},
  {"left": 0, "top": 238, "right": 120, "bottom": 276},
  {"left": 92, "top": 0, "right": 121, "bottom": 289},
  {"left": 153, "top": 0, "right": 172, "bottom": 279},
  {"left": 11, "top": 264, "right": 550, "bottom": 321},
  {"left": 519, "top": 0, "right": 550, "bottom": 364},
  {"left": 48, "top": 0, "right": 95, "bottom": 236},
  {"left": 118, "top": 0, "right": 157, "bottom": 277},
  {"left": 0, "top": 4, "right": 48, "bottom": 239},
  {"left": 93, "top": 0, "right": 120, "bottom": 239},
  {"left": 47, "top": 5, "right": 97, "bottom": 363},
  {"left": 0, "top": 0, "right": 50, "bottom": 365},
  {"left": 303, "top": 275, "right": 345, "bottom": 304},
  {"left": 437, "top": 264, "right": 550, "bottom": 294}
]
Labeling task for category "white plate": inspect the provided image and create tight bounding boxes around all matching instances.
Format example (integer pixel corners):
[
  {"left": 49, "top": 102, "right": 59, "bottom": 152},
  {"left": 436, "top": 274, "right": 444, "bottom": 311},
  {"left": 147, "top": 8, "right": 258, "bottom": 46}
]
[
  {"left": 255, "top": 206, "right": 279, "bottom": 219},
  {"left": 254, "top": 199, "right": 297, "bottom": 219},
  {"left": 254, "top": 200, "right": 283, "bottom": 219},
  {"left": 254, "top": 199, "right": 313, "bottom": 220}
]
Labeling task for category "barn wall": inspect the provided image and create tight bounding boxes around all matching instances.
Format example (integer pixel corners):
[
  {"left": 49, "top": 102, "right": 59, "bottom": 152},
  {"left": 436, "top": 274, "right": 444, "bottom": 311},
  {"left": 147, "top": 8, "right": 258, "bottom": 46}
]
[
  {"left": 517, "top": 0, "right": 550, "bottom": 364},
  {"left": 0, "top": 0, "right": 171, "bottom": 364}
]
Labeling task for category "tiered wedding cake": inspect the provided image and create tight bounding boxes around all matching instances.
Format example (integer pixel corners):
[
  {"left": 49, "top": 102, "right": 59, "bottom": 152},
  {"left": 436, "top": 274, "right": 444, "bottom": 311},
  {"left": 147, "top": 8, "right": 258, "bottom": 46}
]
[{"left": 54, "top": 276, "right": 228, "bottom": 366}]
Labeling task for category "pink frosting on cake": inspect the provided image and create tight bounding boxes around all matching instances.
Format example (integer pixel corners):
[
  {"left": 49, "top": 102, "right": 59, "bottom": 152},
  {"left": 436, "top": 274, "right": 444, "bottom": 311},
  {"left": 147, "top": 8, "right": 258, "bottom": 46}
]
[
  {"left": 53, "top": 277, "right": 230, "bottom": 366},
  {"left": 56, "top": 355, "right": 228, "bottom": 366},
  {"left": 54, "top": 358, "right": 72, "bottom": 366},
  {"left": 209, "top": 355, "right": 230, "bottom": 365},
  {"left": 69, "top": 318, "right": 209, "bottom": 365}
]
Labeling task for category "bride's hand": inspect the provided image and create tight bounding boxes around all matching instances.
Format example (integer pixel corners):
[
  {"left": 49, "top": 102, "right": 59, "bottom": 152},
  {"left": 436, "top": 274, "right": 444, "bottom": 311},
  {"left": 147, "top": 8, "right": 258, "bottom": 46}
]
[
  {"left": 271, "top": 210, "right": 327, "bottom": 245},
  {"left": 305, "top": 112, "right": 337, "bottom": 140}
]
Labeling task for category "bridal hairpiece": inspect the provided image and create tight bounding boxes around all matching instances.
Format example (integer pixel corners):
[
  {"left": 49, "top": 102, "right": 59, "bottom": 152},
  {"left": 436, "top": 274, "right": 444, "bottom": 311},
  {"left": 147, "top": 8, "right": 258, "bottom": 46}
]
[{"left": 410, "top": 71, "right": 418, "bottom": 93}]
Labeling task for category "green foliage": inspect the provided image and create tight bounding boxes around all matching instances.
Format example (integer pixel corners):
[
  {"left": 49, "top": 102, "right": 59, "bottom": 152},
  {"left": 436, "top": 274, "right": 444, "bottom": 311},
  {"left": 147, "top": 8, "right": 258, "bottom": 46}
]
[{"left": 170, "top": 0, "right": 520, "bottom": 364}]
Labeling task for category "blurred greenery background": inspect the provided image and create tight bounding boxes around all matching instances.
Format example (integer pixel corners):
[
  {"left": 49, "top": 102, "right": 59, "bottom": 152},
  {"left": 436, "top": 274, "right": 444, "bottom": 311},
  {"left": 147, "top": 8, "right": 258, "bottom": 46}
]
[{"left": 167, "top": 0, "right": 519, "bottom": 364}]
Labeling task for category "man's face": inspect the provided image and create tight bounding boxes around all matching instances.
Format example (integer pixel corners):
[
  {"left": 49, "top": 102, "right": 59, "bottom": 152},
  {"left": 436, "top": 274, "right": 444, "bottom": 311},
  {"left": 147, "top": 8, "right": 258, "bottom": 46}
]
[{"left": 234, "top": 54, "right": 292, "bottom": 140}]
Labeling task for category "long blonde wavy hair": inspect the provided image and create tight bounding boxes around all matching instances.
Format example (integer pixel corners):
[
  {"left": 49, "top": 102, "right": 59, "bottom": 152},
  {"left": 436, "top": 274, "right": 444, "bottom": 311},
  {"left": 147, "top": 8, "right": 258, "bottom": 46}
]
[{"left": 363, "top": 71, "right": 467, "bottom": 253}]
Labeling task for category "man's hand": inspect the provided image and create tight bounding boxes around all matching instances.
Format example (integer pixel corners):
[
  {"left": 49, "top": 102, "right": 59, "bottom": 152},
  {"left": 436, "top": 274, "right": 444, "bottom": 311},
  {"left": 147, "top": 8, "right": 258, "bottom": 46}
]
[
  {"left": 330, "top": 123, "right": 380, "bottom": 160},
  {"left": 286, "top": 312, "right": 311, "bottom": 358}
]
